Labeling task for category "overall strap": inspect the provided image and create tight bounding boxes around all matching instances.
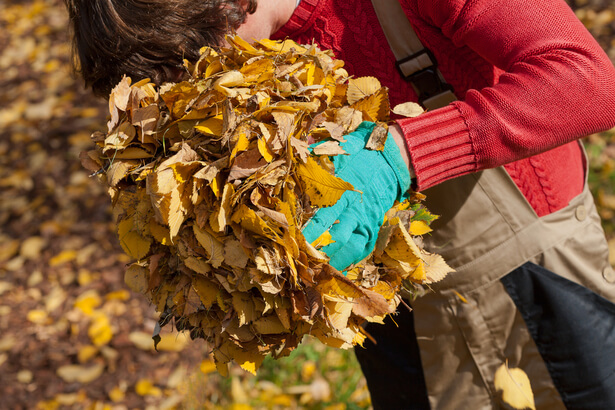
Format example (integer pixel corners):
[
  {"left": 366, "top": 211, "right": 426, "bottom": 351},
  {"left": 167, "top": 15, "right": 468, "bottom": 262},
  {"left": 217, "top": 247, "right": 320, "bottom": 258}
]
[{"left": 370, "top": 0, "right": 456, "bottom": 109}]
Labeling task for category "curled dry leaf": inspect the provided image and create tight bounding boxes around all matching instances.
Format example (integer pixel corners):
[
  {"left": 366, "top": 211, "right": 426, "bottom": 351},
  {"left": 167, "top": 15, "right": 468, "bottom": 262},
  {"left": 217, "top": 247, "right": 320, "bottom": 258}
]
[
  {"left": 84, "top": 35, "right": 453, "bottom": 374},
  {"left": 392, "top": 101, "right": 425, "bottom": 118}
]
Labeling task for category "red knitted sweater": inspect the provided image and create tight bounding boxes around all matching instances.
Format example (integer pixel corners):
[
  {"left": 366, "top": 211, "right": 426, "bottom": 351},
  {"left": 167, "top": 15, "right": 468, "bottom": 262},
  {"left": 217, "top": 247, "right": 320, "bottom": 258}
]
[{"left": 272, "top": 0, "right": 615, "bottom": 216}]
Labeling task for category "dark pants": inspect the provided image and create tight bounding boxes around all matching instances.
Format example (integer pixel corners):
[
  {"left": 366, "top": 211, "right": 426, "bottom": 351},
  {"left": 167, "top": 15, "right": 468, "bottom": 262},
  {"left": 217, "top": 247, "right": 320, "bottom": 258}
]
[{"left": 354, "top": 262, "right": 615, "bottom": 410}]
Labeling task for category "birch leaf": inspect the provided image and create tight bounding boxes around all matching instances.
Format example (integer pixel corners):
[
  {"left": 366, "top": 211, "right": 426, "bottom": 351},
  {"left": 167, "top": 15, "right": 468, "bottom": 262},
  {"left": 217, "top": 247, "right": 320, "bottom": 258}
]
[
  {"left": 192, "top": 277, "right": 220, "bottom": 309},
  {"left": 346, "top": 77, "right": 381, "bottom": 105},
  {"left": 494, "top": 363, "right": 536, "bottom": 410},
  {"left": 117, "top": 218, "right": 151, "bottom": 260},
  {"left": 312, "top": 141, "right": 347, "bottom": 156},
  {"left": 296, "top": 156, "right": 355, "bottom": 207},
  {"left": 195, "top": 114, "right": 224, "bottom": 136},
  {"left": 393, "top": 101, "right": 424, "bottom": 118},
  {"left": 193, "top": 225, "right": 224, "bottom": 268},
  {"left": 409, "top": 220, "right": 433, "bottom": 235},
  {"left": 351, "top": 288, "right": 393, "bottom": 320},
  {"left": 422, "top": 252, "right": 455, "bottom": 284}
]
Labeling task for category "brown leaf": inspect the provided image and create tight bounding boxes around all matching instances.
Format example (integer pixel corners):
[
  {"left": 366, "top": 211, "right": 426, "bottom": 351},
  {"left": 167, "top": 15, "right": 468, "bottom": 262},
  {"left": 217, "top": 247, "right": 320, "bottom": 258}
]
[
  {"left": 351, "top": 288, "right": 393, "bottom": 320},
  {"left": 365, "top": 122, "right": 389, "bottom": 151}
]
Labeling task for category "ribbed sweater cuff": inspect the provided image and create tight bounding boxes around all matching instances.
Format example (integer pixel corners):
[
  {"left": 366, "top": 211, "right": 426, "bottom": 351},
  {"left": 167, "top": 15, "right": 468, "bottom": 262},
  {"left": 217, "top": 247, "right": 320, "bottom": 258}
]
[{"left": 397, "top": 104, "right": 477, "bottom": 191}]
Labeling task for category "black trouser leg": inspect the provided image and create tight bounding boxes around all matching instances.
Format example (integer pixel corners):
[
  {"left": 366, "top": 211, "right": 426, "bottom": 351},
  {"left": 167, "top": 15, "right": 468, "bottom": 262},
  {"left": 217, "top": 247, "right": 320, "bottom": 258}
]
[{"left": 354, "top": 305, "right": 431, "bottom": 410}]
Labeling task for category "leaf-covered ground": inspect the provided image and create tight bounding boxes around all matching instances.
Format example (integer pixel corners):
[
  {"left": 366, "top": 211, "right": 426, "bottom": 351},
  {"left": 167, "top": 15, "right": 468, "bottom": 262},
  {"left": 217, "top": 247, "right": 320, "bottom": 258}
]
[{"left": 1, "top": 0, "right": 613, "bottom": 408}]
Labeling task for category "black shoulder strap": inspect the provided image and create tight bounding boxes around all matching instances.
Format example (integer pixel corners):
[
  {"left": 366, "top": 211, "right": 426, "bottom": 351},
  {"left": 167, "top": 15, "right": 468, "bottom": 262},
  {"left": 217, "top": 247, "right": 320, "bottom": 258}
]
[{"left": 370, "top": 0, "right": 457, "bottom": 109}]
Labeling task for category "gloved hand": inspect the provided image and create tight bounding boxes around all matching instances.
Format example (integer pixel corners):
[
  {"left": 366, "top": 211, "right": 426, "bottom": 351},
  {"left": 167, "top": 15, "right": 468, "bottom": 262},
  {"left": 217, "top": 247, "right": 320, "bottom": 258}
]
[{"left": 302, "top": 121, "right": 412, "bottom": 271}]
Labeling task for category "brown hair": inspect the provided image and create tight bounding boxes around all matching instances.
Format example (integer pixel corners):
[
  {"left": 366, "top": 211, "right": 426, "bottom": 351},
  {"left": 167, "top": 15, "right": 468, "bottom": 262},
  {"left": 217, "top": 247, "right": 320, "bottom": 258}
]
[{"left": 65, "top": 0, "right": 257, "bottom": 97}]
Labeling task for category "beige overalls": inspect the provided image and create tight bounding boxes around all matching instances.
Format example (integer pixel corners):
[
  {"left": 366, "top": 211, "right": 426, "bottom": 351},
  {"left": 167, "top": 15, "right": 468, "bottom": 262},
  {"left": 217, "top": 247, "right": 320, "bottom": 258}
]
[
  {"left": 416, "top": 163, "right": 615, "bottom": 409},
  {"left": 369, "top": 1, "right": 615, "bottom": 408}
]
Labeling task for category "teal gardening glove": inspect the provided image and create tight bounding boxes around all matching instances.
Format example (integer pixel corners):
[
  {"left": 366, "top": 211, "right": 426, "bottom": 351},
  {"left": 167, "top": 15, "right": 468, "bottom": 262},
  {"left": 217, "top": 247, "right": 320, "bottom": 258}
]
[{"left": 302, "top": 122, "right": 412, "bottom": 271}]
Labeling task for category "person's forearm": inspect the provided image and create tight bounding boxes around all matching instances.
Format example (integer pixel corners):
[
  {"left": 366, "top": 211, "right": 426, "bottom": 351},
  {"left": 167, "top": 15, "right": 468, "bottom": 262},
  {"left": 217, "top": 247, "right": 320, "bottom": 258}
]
[{"left": 389, "top": 123, "right": 415, "bottom": 180}]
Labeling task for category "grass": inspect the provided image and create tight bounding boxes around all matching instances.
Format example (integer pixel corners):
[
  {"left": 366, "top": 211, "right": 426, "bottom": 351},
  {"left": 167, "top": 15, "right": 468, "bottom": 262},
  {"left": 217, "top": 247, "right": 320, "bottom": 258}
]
[{"left": 182, "top": 337, "right": 370, "bottom": 409}]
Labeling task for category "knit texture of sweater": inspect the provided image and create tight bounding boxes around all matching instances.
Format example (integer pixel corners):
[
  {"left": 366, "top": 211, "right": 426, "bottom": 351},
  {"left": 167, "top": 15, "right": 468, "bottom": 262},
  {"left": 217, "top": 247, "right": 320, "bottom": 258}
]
[{"left": 272, "top": 0, "right": 615, "bottom": 217}]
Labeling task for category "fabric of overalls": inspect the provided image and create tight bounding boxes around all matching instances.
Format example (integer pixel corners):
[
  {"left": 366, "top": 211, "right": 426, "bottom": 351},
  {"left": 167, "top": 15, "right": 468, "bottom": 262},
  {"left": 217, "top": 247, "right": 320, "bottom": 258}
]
[{"left": 355, "top": 1, "right": 615, "bottom": 409}]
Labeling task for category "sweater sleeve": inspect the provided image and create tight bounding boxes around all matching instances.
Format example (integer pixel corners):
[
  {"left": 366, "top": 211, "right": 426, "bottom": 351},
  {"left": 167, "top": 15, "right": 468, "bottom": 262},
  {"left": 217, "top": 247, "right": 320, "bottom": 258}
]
[{"left": 398, "top": 0, "right": 615, "bottom": 190}]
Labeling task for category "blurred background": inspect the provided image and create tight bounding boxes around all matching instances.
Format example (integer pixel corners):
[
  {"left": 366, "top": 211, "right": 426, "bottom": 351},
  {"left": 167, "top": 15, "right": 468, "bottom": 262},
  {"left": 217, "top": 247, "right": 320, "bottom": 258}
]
[{"left": 0, "top": 0, "right": 613, "bottom": 408}]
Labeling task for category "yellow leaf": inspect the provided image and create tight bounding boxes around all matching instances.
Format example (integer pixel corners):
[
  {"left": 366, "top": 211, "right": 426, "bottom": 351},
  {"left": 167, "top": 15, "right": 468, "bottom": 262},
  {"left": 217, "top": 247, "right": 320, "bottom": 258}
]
[
  {"left": 195, "top": 114, "right": 224, "bottom": 136},
  {"left": 240, "top": 59, "right": 275, "bottom": 83},
  {"left": 210, "top": 173, "right": 222, "bottom": 198},
  {"left": 117, "top": 218, "right": 151, "bottom": 260},
  {"left": 311, "top": 230, "right": 335, "bottom": 249},
  {"left": 0, "top": 239, "right": 19, "bottom": 263},
  {"left": 216, "top": 361, "right": 230, "bottom": 378},
  {"left": 147, "top": 167, "right": 191, "bottom": 238},
  {"left": 494, "top": 363, "right": 536, "bottom": 410},
  {"left": 56, "top": 363, "right": 105, "bottom": 383},
  {"left": 200, "top": 359, "right": 217, "bottom": 374},
  {"left": 193, "top": 225, "right": 225, "bottom": 268},
  {"left": 204, "top": 59, "right": 224, "bottom": 77},
  {"left": 422, "top": 252, "right": 454, "bottom": 284},
  {"left": 351, "top": 87, "right": 390, "bottom": 122},
  {"left": 346, "top": 76, "right": 382, "bottom": 105},
  {"left": 135, "top": 379, "right": 162, "bottom": 397},
  {"left": 107, "top": 146, "right": 155, "bottom": 160},
  {"left": 26, "top": 309, "right": 49, "bottom": 324},
  {"left": 210, "top": 183, "right": 234, "bottom": 233},
  {"left": 318, "top": 276, "right": 364, "bottom": 299},
  {"left": 256, "top": 38, "right": 307, "bottom": 54},
  {"left": 326, "top": 300, "right": 354, "bottom": 330},
  {"left": 169, "top": 161, "right": 201, "bottom": 184},
  {"left": 106, "top": 159, "right": 138, "bottom": 186},
  {"left": 77, "top": 345, "right": 99, "bottom": 363},
  {"left": 74, "top": 290, "right": 102, "bottom": 316},
  {"left": 216, "top": 341, "right": 266, "bottom": 375},
  {"left": 105, "top": 121, "right": 136, "bottom": 150},
  {"left": 231, "top": 131, "right": 250, "bottom": 162},
  {"left": 233, "top": 292, "right": 258, "bottom": 327},
  {"left": 109, "top": 386, "right": 126, "bottom": 402},
  {"left": 160, "top": 81, "right": 200, "bottom": 119},
  {"left": 124, "top": 263, "right": 149, "bottom": 294},
  {"left": 409, "top": 220, "right": 432, "bottom": 235},
  {"left": 20, "top": 236, "right": 47, "bottom": 260},
  {"left": 89, "top": 312, "right": 113, "bottom": 346},
  {"left": 105, "top": 289, "right": 130, "bottom": 301},
  {"left": 169, "top": 193, "right": 192, "bottom": 239},
  {"left": 49, "top": 250, "right": 77, "bottom": 267},
  {"left": 184, "top": 257, "right": 211, "bottom": 274},
  {"left": 453, "top": 290, "right": 468, "bottom": 304},
  {"left": 224, "top": 239, "right": 249, "bottom": 269},
  {"left": 253, "top": 315, "right": 288, "bottom": 335},
  {"left": 411, "top": 259, "right": 427, "bottom": 282},
  {"left": 384, "top": 223, "right": 423, "bottom": 267},
  {"left": 296, "top": 156, "right": 355, "bottom": 208},
  {"left": 129, "top": 331, "right": 155, "bottom": 350},
  {"left": 257, "top": 137, "right": 274, "bottom": 162},
  {"left": 312, "top": 140, "right": 348, "bottom": 156},
  {"left": 215, "top": 70, "right": 245, "bottom": 88},
  {"left": 231, "top": 204, "right": 282, "bottom": 242},
  {"left": 155, "top": 332, "right": 190, "bottom": 352},
  {"left": 192, "top": 277, "right": 221, "bottom": 309}
]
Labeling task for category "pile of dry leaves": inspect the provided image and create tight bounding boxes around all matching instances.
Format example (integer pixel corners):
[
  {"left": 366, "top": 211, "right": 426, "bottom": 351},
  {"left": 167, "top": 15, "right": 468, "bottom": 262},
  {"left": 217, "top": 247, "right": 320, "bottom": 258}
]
[{"left": 81, "top": 36, "right": 453, "bottom": 375}]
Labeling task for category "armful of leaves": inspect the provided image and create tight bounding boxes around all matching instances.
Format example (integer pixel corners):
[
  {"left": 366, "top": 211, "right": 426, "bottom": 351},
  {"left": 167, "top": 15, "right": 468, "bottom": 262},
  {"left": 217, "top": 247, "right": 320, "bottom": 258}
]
[{"left": 81, "top": 36, "right": 453, "bottom": 375}]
